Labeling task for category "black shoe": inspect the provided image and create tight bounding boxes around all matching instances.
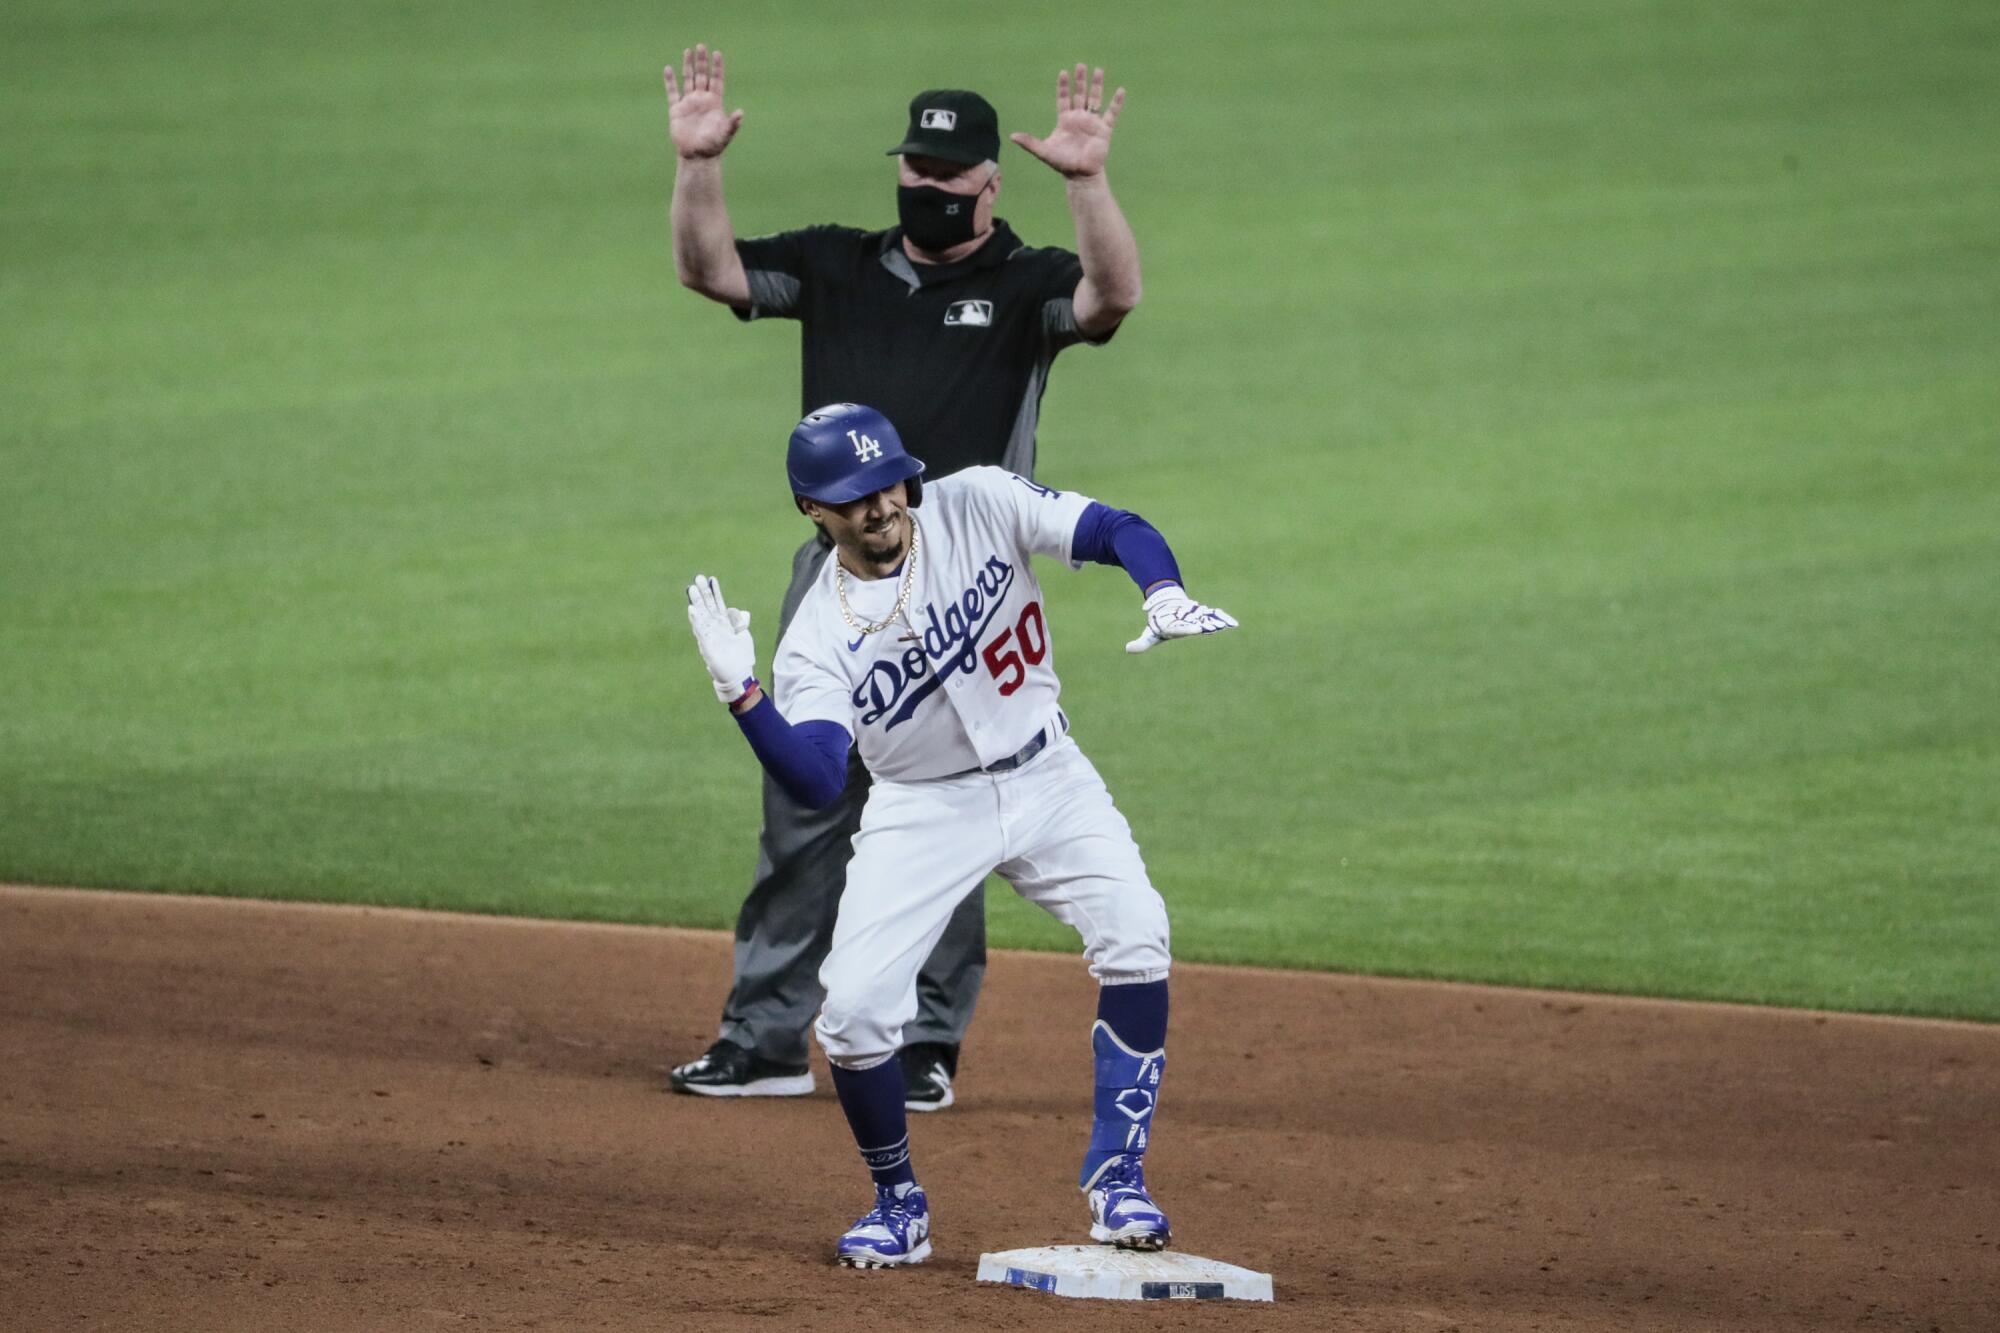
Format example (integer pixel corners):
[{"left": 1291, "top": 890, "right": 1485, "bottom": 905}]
[
  {"left": 900, "top": 1042, "right": 958, "bottom": 1113},
  {"left": 668, "top": 1039, "right": 815, "bottom": 1098}
]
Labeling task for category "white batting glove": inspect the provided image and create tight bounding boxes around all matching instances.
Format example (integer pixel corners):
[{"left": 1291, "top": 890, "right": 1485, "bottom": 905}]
[
  {"left": 686, "top": 575, "right": 757, "bottom": 704},
  {"left": 1125, "top": 584, "right": 1239, "bottom": 654}
]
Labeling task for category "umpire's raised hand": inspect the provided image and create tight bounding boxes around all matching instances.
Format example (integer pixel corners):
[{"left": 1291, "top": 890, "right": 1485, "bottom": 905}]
[
  {"left": 664, "top": 43, "right": 744, "bottom": 160},
  {"left": 1009, "top": 63, "right": 1125, "bottom": 179}
]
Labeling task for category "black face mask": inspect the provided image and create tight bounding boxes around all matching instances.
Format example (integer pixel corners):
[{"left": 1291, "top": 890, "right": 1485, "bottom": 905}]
[{"left": 897, "top": 183, "right": 982, "bottom": 252}]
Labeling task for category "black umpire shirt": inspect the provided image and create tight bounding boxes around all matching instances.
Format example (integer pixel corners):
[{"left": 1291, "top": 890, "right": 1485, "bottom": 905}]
[{"left": 733, "top": 220, "right": 1114, "bottom": 480}]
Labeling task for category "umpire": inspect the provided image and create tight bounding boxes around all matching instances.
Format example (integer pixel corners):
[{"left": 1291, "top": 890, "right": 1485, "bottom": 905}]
[{"left": 662, "top": 45, "right": 1142, "bottom": 1110}]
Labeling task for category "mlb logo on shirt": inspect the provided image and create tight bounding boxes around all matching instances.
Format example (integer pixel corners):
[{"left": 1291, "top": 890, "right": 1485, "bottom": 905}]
[
  {"left": 943, "top": 300, "right": 994, "bottom": 328},
  {"left": 920, "top": 108, "right": 957, "bottom": 130}
]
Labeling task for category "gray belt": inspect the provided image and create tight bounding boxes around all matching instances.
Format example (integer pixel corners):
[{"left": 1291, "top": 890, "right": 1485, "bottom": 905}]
[{"left": 943, "top": 713, "right": 1065, "bottom": 780}]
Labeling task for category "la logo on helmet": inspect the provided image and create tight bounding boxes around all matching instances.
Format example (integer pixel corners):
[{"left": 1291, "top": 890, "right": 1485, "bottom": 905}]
[{"left": 848, "top": 430, "right": 884, "bottom": 461}]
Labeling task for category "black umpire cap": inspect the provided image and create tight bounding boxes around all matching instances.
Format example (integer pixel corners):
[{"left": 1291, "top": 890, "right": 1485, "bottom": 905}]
[{"left": 886, "top": 89, "right": 1001, "bottom": 166}]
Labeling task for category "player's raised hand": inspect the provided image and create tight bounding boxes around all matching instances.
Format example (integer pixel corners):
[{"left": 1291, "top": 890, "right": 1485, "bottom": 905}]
[
  {"left": 1010, "top": 64, "right": 1124, "bottom": 179},
  {"left": 686, "top": 575, "right": 758, "bottom": 703},
  {"left": 664, "top": 44, "right": 744, "bottom": 160},
  {"left": 1125, "top": 584, "right": 1238, "bottom": 654}
]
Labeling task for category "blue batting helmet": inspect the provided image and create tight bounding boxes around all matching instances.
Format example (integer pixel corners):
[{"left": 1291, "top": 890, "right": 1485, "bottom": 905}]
[{"left": 787, "top": 403, "right": 926, "bottom": 506}]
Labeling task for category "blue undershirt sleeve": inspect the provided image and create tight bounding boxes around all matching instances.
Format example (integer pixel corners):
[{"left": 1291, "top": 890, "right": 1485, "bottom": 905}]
[
  {"left": 732, "top": 697, "right": 851, "bottom": 809},
  {"left": 1070, "top": 501, "right": 1183, "bottom": 593}
]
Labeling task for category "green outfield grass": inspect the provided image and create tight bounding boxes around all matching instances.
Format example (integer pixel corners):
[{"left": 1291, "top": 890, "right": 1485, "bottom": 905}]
[{"left": 4, "top": 1, "right": 1995, "bottom": 1018}]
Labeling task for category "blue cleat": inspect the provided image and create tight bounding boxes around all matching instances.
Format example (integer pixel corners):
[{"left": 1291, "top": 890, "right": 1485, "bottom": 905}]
[
  {"left": 1084, "top": 1154, "right": 1171, "bottom": 1250},
  {"left": 836, "top": 1182, "right": 932, "bottom": 1268}
]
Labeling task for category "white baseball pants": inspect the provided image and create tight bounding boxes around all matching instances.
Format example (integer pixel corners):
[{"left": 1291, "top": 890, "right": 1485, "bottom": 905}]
[{"left": 814, "top": 735, "right": 1171, "bottom": 1066}]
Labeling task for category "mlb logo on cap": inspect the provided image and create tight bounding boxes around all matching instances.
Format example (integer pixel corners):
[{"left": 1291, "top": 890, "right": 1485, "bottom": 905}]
[{"left": 920, "top": 108, "right": 957, "bottom": 131}]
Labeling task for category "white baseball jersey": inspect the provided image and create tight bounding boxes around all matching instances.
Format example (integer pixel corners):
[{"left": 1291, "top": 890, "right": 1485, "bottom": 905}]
[{"left": 773, "top": 466, "right": 1093, "bottom": 782}]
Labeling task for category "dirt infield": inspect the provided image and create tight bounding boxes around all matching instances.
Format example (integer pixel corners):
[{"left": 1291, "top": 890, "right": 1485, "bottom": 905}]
[{"left": 2, "top": 886, "right": 1995, "bottom": 1330}]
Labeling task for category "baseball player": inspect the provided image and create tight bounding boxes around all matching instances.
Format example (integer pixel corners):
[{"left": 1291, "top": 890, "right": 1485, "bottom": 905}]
[
  {"left": 684, "top": 403, "right": 1236, "bottom": 1266},
  {"left": 664, "top": 47, "right": 1144, "bottom": 1111}
]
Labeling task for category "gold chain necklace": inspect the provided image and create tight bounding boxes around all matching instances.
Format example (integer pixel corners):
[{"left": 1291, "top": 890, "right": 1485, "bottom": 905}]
[{"left": 835, "top": 515, "right": 922, "bottom": 636}]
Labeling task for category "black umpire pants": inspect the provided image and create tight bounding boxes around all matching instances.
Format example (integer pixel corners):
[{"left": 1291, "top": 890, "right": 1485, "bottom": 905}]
[{"left": 714, "top": 533, "right": 986, "bottom": 1066}]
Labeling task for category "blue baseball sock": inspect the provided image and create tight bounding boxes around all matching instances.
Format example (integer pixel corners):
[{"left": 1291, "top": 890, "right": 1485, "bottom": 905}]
[
  {"left": 1080, "top": 979, "right": 1169, "bottom": 1189},
  {"left": 1098, "top": 977, "right": 1169, "bottom": 1051},
  {"left": 831, "top": 1060, "right": 917, "bottom": 1191}
]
